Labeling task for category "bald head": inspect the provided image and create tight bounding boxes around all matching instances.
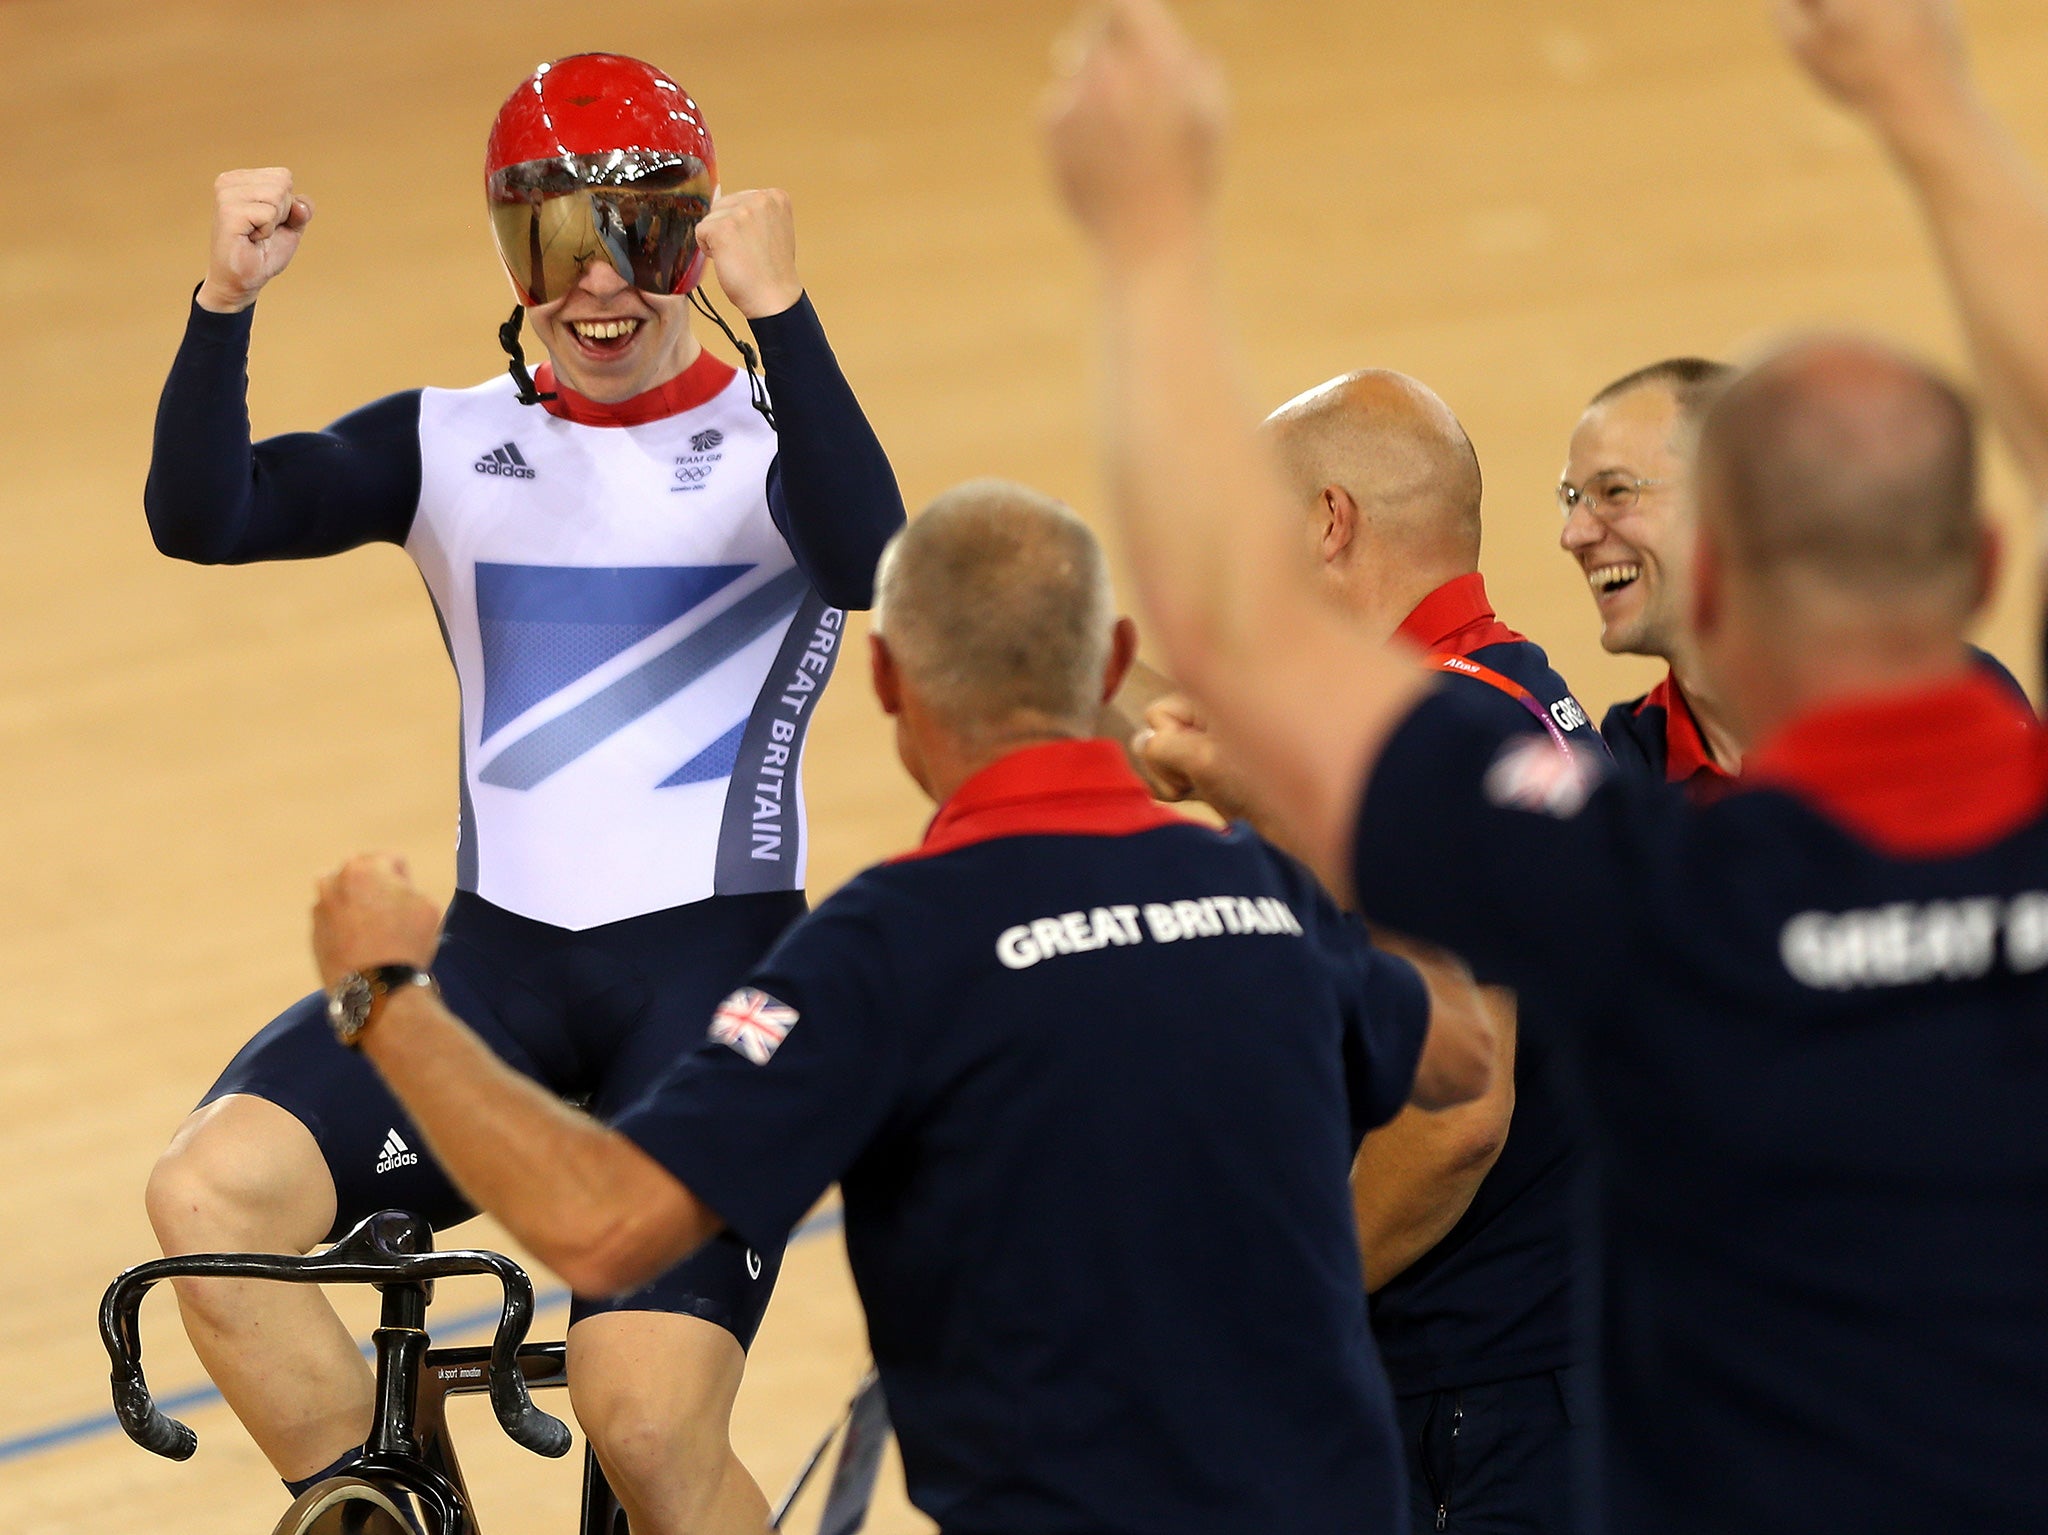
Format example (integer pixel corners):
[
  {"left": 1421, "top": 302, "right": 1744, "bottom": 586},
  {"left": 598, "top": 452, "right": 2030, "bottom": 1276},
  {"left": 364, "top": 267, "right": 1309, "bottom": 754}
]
[
  {"left": 1697, "top": 338, "right": 1981, "bottom": 614},
  {"left": 874, "top": 480, "right": 1116, "bottom": 745},
  {"left": 1265, "top": 369, "right": 1484, "bottom": 583}
]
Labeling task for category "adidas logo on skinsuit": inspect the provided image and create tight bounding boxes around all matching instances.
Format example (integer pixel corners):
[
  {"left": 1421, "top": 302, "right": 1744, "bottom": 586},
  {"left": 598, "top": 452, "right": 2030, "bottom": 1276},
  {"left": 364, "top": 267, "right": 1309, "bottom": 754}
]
[
  {"left": 474, "top": 442, "right": 536, "bottom": 479},
  {"left": 375, "top": 1128, "right": 419, "bottom": 1175}
]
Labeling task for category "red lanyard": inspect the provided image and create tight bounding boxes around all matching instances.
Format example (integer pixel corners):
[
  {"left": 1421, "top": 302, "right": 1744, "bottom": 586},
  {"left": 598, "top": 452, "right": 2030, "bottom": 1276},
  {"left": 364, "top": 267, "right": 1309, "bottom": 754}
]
[{"left": 1429, "top": 653, "right": 1572, "bottom": 751}]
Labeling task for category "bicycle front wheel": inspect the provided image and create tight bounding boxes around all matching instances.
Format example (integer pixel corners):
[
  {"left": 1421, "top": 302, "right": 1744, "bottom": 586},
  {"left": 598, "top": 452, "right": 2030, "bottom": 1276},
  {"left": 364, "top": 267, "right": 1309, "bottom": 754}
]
[{"left": 271, "top": 1476, "right": 417, "bottom": 1535}]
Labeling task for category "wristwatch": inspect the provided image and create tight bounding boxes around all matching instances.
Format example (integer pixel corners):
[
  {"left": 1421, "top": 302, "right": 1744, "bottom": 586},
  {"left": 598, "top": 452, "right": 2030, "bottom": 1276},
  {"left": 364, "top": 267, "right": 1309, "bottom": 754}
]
[{"left": 327, "top": 964, "right": 439, "bottom": 1048}]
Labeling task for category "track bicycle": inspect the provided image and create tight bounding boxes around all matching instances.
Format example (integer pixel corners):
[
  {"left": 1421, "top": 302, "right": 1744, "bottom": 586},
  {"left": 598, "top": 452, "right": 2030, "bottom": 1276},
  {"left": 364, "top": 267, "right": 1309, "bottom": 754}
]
[{"left": 101, "top": 1209, "right": 887, "bottom": 1535}]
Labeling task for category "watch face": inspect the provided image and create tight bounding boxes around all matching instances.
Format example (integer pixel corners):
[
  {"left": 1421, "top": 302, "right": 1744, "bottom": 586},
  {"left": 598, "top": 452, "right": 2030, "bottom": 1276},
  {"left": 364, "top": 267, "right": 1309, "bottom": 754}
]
[{"left": 328, "top": 974, "right": 375, "bottom": 1042}]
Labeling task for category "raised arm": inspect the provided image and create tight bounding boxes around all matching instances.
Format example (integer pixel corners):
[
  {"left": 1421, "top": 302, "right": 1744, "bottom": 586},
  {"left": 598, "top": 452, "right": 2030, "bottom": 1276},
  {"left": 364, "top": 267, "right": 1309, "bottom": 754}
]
[
  {"left": 311, "top": 856, "right": 716, "bottom": 1297},
  {"left": 1041, "top": 0, "right": 1427, "bottom": 895},
  {"left": 146, "top": 169, "right": 420, "bottom": 565},
  {"left": 695, "top": 190, "right": 907, "bottom": 610},
  {"left": 1780, "top": 0, "right": 2048, "bottom": 501}
]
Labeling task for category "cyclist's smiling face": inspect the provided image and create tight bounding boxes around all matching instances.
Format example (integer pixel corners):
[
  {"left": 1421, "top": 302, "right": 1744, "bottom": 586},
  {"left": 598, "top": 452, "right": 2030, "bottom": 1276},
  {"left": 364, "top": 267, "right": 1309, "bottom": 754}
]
[
  {"left": 526, "top": 259, "right": 699, "bottom": 405},
  {"left": 1559, "top": 383, "right": 1692, "bottom": 659}
]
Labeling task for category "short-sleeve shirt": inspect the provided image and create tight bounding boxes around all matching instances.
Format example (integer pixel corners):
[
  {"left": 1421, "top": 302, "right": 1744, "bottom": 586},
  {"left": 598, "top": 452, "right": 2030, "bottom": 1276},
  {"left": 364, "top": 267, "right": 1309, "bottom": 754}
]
[
  {"left": 1352, "top": 667, "right": 2048, "bottom": 1533},
  {"left": 1367, "top": 575, "right": 1604, "bottom": 1395},
  {"left": 617, "top": 739, "right": 1432, "bottom": 1535}
]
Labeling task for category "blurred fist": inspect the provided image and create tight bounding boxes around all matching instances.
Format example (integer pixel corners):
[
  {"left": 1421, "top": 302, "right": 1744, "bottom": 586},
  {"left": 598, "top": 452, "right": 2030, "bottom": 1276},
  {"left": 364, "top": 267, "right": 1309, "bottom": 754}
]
[
  {"left": 312, "top": 854, "right": 440, "bottom": 989},
  {"left": 1042, "top": 0, "right": 1227, "bottom": 262},
  {"left": 696, "top": 188, "right": 802, "bottom": 319},
  {"left": 1776, "top": 0, "right": 1972, "bottom": 127},
  {"left": 198, "top": 168, "right": 314, "bottom": 314},
  {"left": 1133, "top": 692, "right": 1259, "bottom": 820}
]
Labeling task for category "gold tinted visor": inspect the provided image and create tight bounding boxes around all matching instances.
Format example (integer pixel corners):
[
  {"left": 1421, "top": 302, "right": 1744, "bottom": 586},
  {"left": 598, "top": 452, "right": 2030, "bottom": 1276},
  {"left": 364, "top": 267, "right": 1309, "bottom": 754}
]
[{"left": 488, "top": 152, "right": 712, "bottom": 305}]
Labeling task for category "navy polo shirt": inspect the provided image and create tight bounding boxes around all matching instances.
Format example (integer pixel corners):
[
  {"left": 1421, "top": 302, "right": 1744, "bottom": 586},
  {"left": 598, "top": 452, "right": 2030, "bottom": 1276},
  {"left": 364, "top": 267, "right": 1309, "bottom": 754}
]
[
  {"left": 617, "top": 739, "right": 1432, "bottom": 1535},
  {"left": 1367, "top": 574, "right": 1603, "bottom": 1395},
  {"left": 1354, "top": 667, "right": 2048, "bottom": 1533},
  {"left": 1602, "top": 647, "right": 2029, "bottom": 787},
  {"left": 1599, "top": 671, "right": 1738, "bottom": 793}
]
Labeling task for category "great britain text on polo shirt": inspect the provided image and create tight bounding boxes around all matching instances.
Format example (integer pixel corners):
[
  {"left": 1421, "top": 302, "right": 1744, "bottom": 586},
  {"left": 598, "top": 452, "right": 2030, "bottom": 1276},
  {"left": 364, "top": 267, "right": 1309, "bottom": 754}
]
[
  {"left": 1779, "top": 890, "right": 2048, "bottom": 990},
  {"left": 995, "top": 895, "right": 1305, "bottom": 971}
]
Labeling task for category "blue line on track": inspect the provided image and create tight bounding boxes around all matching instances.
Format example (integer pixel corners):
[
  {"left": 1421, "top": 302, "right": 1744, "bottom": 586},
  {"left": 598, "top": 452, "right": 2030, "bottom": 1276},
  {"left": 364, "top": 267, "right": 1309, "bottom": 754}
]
[{"left": 0, "top": 1205, "right": 843, "bottom": 1467}]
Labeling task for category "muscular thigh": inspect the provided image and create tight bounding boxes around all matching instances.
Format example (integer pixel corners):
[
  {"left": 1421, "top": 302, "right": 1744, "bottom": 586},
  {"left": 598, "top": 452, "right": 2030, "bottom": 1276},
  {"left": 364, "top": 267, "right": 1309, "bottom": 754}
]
[
  {"left": 566, "top": 890, "right": 806, "bottom": 1343},
  {"left": 196, "top": 891, "right": 803, "bottom": 1332},
  {"left": 199, "top": 948, "right": 541, "bottom": 1241}
]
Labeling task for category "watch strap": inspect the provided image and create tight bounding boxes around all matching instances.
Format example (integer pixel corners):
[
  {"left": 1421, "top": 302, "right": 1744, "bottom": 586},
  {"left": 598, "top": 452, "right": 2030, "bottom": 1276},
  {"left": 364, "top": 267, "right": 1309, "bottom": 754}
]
[
  {"left": 363, "top": 963, "right": 435, "bottom": 998},
  {"left": 363, "top": 964, "right": 439, "bottom": 1021}
]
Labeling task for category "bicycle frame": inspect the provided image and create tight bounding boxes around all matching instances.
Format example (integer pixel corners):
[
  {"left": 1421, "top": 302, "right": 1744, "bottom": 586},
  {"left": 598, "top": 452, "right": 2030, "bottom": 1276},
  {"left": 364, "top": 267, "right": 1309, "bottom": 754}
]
[{"left": 417, "top": 1342, "right": 630, "bottom": 1535}]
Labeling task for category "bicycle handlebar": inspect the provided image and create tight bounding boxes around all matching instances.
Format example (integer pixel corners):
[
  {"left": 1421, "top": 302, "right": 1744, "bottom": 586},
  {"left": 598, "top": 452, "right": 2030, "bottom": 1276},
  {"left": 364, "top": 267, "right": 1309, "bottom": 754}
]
[{"left": 99, "top": 1210, "right": 572, "bottom": 1462}]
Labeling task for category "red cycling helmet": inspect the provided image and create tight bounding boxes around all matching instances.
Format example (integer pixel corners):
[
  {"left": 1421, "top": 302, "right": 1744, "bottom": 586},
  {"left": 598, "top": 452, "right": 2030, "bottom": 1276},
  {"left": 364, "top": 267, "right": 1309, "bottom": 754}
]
[{"left": 485, "top": 53, "right": 717, "bottom": 306}]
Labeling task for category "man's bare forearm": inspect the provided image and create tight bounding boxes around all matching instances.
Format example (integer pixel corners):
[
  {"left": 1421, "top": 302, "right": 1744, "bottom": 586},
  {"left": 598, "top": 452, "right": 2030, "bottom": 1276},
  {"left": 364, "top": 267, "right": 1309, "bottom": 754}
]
[
  {"left": 1885, "top": 92, "right": 2048, "bottom": 499},
  {"left": 1045, "top": 0, "right": 1430, "bottom": 886},
  {"left": 1353, "top": 991, "right": 1517, "bottom": 1290},
  {"left": 1101, "top": 249, "right": 1297, "bottom": 685},
  {"left": 1783, "top": 0, "right": 2048, "bottom": 500},
  {"left": 360, "top": 989, "right": 714, "bottom": 1294},
  {"left": 1096, "top": 246, "right": 1428, "bottom": 890}
]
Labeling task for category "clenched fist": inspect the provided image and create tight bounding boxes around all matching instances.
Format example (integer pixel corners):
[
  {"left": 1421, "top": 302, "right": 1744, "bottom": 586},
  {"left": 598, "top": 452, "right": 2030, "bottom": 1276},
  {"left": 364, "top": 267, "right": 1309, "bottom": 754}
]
[
  {"left": 197, "top": 168, "right": 314, "bottom": 315},
  {"left": 1776, "top": 0, "right": 1974, "bottom": 131},
  {"left": 1133, "top": 692, "right": 1260, "bottom": 822},
  {"left": 1041, "top": 0, "right": 1227, "bottom": 262},
  {"left": 312, "top": 854, "right": 441, "bottom": 990},
  {"left": 696, "top": 188, "right": 803, "bottom": 319}
]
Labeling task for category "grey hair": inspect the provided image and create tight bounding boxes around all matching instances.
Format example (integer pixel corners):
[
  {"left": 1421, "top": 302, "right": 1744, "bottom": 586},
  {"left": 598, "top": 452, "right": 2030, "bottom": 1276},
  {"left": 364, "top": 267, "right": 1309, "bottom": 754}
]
[
  {"left": 1696, "top": 337, "right": 1978, "bottom": 603},
  {"left": 873, "top": 479, "right": 1116, "bottom": 743}
]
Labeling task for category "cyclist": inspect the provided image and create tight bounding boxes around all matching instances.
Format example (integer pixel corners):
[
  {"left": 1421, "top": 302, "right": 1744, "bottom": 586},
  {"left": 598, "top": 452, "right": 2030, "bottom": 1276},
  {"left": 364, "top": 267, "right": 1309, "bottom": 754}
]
[{"left": 142, "top": 53, "right": 904, "bottom": 1535}]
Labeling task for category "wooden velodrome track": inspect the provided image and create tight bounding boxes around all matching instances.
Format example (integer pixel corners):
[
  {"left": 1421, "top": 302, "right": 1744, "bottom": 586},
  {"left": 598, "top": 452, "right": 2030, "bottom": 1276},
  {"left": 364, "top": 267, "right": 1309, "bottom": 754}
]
[{"left": 5, "top": 0, "right": 2045, "bottom": 1530}]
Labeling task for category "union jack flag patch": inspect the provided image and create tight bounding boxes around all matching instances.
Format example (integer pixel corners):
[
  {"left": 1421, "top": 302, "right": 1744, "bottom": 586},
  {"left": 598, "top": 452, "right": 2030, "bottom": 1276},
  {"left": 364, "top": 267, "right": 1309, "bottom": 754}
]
[
  {"left": 709, "top": 987, "right": 799, "bottom": 1065},
  {"left": 1483, "top": 736, "right": 1604, "bottom": 818}
]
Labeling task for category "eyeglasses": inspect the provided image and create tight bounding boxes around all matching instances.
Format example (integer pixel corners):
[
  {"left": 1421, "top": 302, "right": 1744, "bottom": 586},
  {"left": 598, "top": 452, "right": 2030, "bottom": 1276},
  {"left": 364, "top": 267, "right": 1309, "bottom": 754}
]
[{"left": 1556, "top": 472, "right": 1666, "bottom": 520}]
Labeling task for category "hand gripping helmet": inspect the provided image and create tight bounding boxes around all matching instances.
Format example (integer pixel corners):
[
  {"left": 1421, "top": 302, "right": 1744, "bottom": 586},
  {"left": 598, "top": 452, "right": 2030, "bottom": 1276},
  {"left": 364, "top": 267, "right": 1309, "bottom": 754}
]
[{"left": 486, "top": 53, "right": 717, "bottom": 306}]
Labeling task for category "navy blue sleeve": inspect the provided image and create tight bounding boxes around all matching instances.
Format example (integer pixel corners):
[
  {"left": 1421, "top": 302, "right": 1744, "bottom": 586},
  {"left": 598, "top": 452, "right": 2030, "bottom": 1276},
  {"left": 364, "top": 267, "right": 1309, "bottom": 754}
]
[
  {"left": 753, "top": 295, "right": 907, "bottom": 611},
  {"left": 1599, "top": 696, "right": 1662, "bottom": 779},
  {"left": 614, "top": 890, "right": 904, "bottom": 1252},
  {"left": 1263, "top": 845, "right": 1431, "bottom": 1141},
  {"left": 1339, "top": 942, "right": 1431, "bottom": 1141},
  {"left": 144, "top": 295, "right": 421, "bottom": 564},
  {"left": 1352, "top": 684, "right": 1643, "bottom": 1010}
]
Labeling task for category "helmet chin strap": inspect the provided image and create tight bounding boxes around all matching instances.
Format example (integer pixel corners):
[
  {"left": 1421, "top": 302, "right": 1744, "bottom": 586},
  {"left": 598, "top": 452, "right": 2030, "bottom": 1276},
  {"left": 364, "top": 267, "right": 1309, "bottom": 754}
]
[
  {"left": 689, "top": 288, "right": 777, "bottom": 431},
  {"left": 499, "top": 304, "right": 557, "bottom": 406},
  {"left": 498, "top": 288, "right": 777, "bottom": 430}
]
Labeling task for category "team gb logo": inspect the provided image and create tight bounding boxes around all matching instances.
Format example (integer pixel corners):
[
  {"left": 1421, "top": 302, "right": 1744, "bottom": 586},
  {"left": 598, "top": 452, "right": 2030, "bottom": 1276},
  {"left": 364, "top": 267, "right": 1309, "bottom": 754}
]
[{"left": 673, "top": 428, "right": 726, "bottom": 494}]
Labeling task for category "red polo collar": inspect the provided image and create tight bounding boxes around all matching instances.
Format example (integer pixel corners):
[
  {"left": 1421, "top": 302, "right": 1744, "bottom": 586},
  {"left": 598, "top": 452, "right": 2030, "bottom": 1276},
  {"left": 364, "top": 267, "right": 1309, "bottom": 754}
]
[
  {"left": 1744, "top": 669, "right": 2048, "bottom": 857},
  {"left": 1641, "top": 672, "right": 1736, "bottom": 786},
  {"left": 1395, "top": 573, "right": 1524, "bottom": 657},
  {"left": 533, "top": 348, "right": 737, "bottom": 427},
  {"left": 897, "top": 739, "right": 1185, "bottom": 862}
]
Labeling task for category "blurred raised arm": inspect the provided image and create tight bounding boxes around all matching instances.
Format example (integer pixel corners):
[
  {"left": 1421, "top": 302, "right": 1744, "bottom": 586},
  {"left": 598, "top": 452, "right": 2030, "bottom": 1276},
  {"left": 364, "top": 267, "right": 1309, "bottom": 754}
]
[
  {"left": 1042, "top": 0, "right": 1427, "bottom": 895},
  {"left": 1781, "top": 0, "right": 2048, "bottom": 502}
]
